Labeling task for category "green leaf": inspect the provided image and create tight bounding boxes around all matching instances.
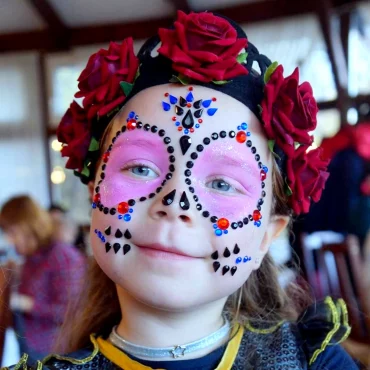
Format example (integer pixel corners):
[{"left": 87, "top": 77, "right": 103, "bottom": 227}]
[
  {"left": 285, "top": 178, "right": 293, "bottom": 197},
  {"left": 212, "top": 80, "right": 231, "bottom": 85},
  {"left": 237, "top": 52, "right": 248, "bottom": 64},
  {"left": 177, "top": 73, "right": 192, "bottom": 85},
  {"left": 88, "top": 137, "right": 99, "bottom": 152},
  {"left": 258, "top": 104, "right": 263, "bottom": 115},
  {"left": 135, "top": 66, "right": 141, "bottom": 80},
  {"left": 267, "top": 139, "right": 281, "bottom": 160},
  {"left": 264, "top": 61, "right": 279, "bottom": 84},
  {"left": 169, "top": 75, "right": 179, "bottom": 83},
  {"left": 81, "top": 164, "right": 90, "bottom": 178},
  {"left": 120, "top": 81, "right": 134, "bottom": 97}
]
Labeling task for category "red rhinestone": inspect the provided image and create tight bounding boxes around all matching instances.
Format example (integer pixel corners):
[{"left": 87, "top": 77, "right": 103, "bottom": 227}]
[
  {"left": 172, "top": 117, "right": 177, "bottom": 121},
  {"left": 93, "top": 193, "right": 101, "bottom": 203},
  {"left": 236, "top": 131, "right": 247, "bottom": 143},
  {"left": 212, "top": 97, "right": 217, "bottom": 101},
  {"left": 198, "top": 119, "right": 203, "bottom": 123},
  {"left": 102, "top": 152, "right": 110, "bottom": 163},
  {"left": 178, "top": 127, "right": 183, "bottom": 131},
  {"left": 127, "top": 120, "right": 137, "bottom": 130},
  {"left": 118, "top": 202, "right": 129, "bottom": 214},
  {"left": 187, "top": 103, "right": 191, "bottom": 107},
  {"left": 260, "top": 170, "right": 267, "bottom": 181},
  {"left": 164, "top": 93, "right": 169, "bottom": 97},
  {"left": 188, "top": 87, "right": 193, "bottom": 91},
  {"left": 253, "top": 210, "right": 261, "bottom": 221},
  {"left": 190, "top": 128, "right": 195, "bottom": 133},
  {"left": 217, "top": 218, "right": 230, "bottom": 230}
]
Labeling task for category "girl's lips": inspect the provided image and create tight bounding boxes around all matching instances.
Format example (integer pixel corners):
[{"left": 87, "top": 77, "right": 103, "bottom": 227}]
[{"left": 137, "top": 244, "right": 199, "bottom": 260}]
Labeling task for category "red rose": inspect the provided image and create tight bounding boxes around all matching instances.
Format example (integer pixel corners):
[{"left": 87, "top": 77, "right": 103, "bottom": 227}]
[
  {"left": 57, "top": 101, "right": 91, "bottom": 172},
  {"left": 286, "top": 146, "right": 330, "bottom": 215},
  {"left": 158, "top": 11, "right": 248, "bottom": 82},
  {"left": 75, "top": 38, "right": 139, "bottom": 119},
  {"left": 261, "top": 66, "right": 318, "bottom": 156}
]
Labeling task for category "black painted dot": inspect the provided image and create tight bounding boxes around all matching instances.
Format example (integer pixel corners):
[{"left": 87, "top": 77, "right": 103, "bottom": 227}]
[
  {"left": 258, "top": 199, "right": 264, "bottom": 205},
  {"left": 169, "top": 155, "right": 175, "bottom": 163},
  {"left": 231, "top": 222, "right": 238, "bottom": 229},
  {"left": 99, "top": 204, "right": 104, "bottom": 211},
  {"left": 251, "top": 147, "right": 257, "bottom": 154},
  {"left": 169, "top": 164, "right": 175, "bottom": 172},
  {"left": 151, "top": 125, "right": 158, "bottom": 133},
  {"left": 128, "top": 199, "right": 136, "bottom": 206},
  {"left": 162, "top": 180, "right": 167, "bottom": 186},
  {"left": 140, "top": 197, "right": 146, "bottom": 202},
  {"left": 149, "top": 193, "right": 155, "bottom": 198},
  {"left": 164, "top": 137, "right": 171, "bottom": 144},
  {"left": 116, "top": 131, "right": 121, "bottom": 137},
  {"left": 261, "top": 182, "right": 265, "bottom": 189},
  {"left": 262, "top": 191, "right": 266, "bottom": 197},
  {"left": 100, "top": 173, "right": 105, "bottom": 180},
  {"left": 196, "top": 145, "right": 204, "bottom": 152},
  {"left": 95, "top": 186, "right": 100, "bottom": 193},
  {"left": 257, "top": 205, "right": 261, "bottom": 211},
  {"left": 249, "top": 215, "right": 253, "bottom": 221},
  {"left": 247, "top": 140, "right": 252, "bottom": 147},
  {"left": 185, "top": 169, "right": 191, "bottom": 177},
  {"left": 238, "top": 221, "right": 243, "bottom": 228},
  {"left": 210, "top": 216, "right": 218, "bottom": 223},
  {"left": 211, "top": 133, "right": 219, "bottom": 140},
  {"left": 186, "top": 161, "right": 194, "bottom": 169},
  {"left": 156, "top": 187, "right": 162, "bottom": 193},
  {"left": 243, "top": 217, "right": 249, "bottom": 225},
  {"left": 110, "top": 208, "right": 117, "bottom": 215},
  {"left": 102, "top": 164, "right": 106, "bottom": 171},
  {"left": 255, "top": 154, "right": 260, "bottom": 161},
  {"left": 202, "top": 211, "right": 210, "bottom": 218},
  {"left": 229, "top": 131, "right": 236, "bottom": 138},
  {"left": 220, "top": 131, "right": 227, "bottom": 138},
  {"left": 194, "top": 195, "right": 199, "bottom": 202},
  {"left": 98, "top": 180, "right": 103, "bottom": 185},
  {"left": 112, "top": 137, "right": 116, "bottom": 143},
  {"left": 203, "top": 138, "right": 211, "bottom": 145},
  {"left": 167, "top": 146, "right": 175, "bottom": 154},
  {"left": 190, "top": 152, "right": 198, "bottom": 160},
  {"left": 189, "top": 187, "right": 194, "bottom": 193},
  {"left": 196, "top": 204, "right": 202, "bottom": 211},
  {"left": 166, "top": 173, "right": 173, "bottom": 180},
  {"left": 144, "top": 124, "right": 150, "bottom": 131},
  {"left": 258, "top": 162, "right": 262, "bottom": 168},
  {"left": 158, "top": 129, "right": 165, "bottom": 137},
  {"left": 185, "top": 178, "right": 191, "bottom": 185},
  {"left": 137, "top": 122, "right": 143, "bottom": 129},
  {"left": 103, "top": 207, "right": 109, "bottom": 214},
  {"left": 121, "top": 126, "right": 127, "bottom": 132}
]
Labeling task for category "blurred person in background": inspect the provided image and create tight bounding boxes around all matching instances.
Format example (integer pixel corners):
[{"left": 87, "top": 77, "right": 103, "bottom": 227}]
[{"left": 0, "top": 195, "right": 86, "bottom": 359}]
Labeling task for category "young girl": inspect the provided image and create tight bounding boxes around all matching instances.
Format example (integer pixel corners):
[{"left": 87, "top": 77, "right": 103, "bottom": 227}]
[{"left": 5, "top": 11, "right": 358, "bottom": 370}]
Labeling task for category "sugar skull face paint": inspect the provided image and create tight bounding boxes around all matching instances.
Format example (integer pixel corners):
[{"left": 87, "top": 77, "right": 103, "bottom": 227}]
[{"left": 90, "top": 84, "right": 277, "bottom": 312}]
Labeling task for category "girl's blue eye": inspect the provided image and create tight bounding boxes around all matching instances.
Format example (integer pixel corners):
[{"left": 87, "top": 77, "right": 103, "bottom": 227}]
[
  {"left": 210, "top": 179, "right": 231, "bottom": 192},
  {"left": 130, "top": 166, "right": 157, "bottom": 178}
]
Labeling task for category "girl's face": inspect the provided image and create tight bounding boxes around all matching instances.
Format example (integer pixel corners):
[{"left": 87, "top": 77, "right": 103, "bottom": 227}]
[{"left": 90, "top": 85, "right": 285, "bottom": 311}]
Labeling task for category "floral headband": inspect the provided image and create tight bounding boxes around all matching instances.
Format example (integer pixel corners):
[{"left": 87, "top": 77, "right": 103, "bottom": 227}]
[{"left": 57, "top": 10, "right": 330, "bottom": 215}]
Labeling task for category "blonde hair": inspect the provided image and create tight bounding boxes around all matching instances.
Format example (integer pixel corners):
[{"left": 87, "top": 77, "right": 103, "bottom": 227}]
[
  {"left": 56, "top": 116, "right": 309, "bottom": 352},
  {"left": 0, "top": 195, "right": 54, "bottom": 250}
]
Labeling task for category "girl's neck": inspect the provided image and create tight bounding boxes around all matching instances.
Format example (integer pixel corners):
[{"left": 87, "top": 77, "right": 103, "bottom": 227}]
[{"left": 115, "top": 286, "right": 228, "bottom": 359}]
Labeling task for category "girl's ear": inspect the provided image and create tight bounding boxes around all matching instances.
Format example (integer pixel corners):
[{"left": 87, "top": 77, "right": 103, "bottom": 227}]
[{"left": 88, "top": 180, "right": 95, "bottom": 201}]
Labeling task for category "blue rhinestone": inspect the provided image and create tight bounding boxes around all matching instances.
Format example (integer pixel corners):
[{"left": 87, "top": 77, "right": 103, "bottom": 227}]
[
  {"left": 97, "top": 231, "right": 102, "bottom": 238},
  {"left": 135, "top": 115, "right": 139, "bottom": 120},
  {"left": 263, "top": 166, "right": 269, "bottom": 173},
  {"left": 247, "top": 132, "right": 251, "bottom": 136},
  {"left": 254, "top": 220, "right": 261, "bottom": 227},
  {"left": 118, "top": 215, "right": 123, "bottom": 220},
  {"left": 162, "top": 101, "right": 171, "bottom": 111},
  {"left": 215, "top": 229, "right": 223, "bottom": 236},
  {"left": 169, "top": 95, "right": 178, "bottom": 104},
  {"left": 186, "top": 92, "right": 194, "bottom": 102},
  {"left": 184, "top": 129, "right": 189, "bottom": 134},
  {"left": 236, "top": 257, "right": 242, "bottom": 264},
  {"left": 243, "top": 256, "right": 249, "bottom": 263},
  {"left": 213, "top": 224, "right": 218, "bottom": 229},
  {"left": 207, "top": 108, "right": 218, "bottom": 116},
  {"left": 202, "top": 99, "right": 212, "bottom": 108},
  {"left": 241, "top": 123, "right": 248, "bottom": 130},
  {"left": 224, "top": 230, "right": 228, "bottom": 234},
  {"left": 195, "top": 124, "right": 200, "bottom": 128},
  {"left": 129, "top": 209, "right": 133, "bottom": 213},
  {"left": 129, "top": 111, "right": 135, "bottom": 119},
  {"left": 92, "top": 203, "right": 97, "bottom": 209},
  {"left": 175, "top": 121, "right": 180, "bottom": 126},
  {"left": 102, "top": 236, "right": 106, "bottom": 242},
  {"left": 124, "top": 214, "right": 131, "bottom": 222},
  {"left": 237, "top": 126, "right": 241, "bottom": 130}
]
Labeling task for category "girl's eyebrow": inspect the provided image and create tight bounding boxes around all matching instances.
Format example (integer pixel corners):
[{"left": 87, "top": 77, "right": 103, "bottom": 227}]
[{"left": 114, "top": 135, "right": 163, "bottom": 150}]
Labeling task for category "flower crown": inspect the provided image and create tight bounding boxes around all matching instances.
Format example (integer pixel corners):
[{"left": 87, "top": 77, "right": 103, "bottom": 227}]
[{"left": 57, "top": 10, "right": 330, "bottom": 216}]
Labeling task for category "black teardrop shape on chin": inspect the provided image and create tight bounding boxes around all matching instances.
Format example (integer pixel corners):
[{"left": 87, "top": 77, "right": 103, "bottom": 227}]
[
  {"left": 162, "top": 189, "right": 176, "bottom": 206},
  {"left": 180, "top": 135, "right": 192, "bottom": 155},
  {"left": 179, "top": 96, "right": 187, "bottom": 107},
  {"left": 124, "top": 229, "right": 132, "bottom": 239},
  {"left": 115, "top": 229, "right": 123, "bottom": 238},
  {"left": 222, "top": 266, "right": 230, "bottom": 275},
  {"left": 211, "top": 251, "right": 218, "bottom": 260},
  {"left": 233, "top": 244, "right": 240, "bottom": 254},
  {"left": 194, "top": 100, "right": 202, "bottom": 109},
  {"left": 113, "top": 243, "right": 121, "bottom": 254},
  {"left": 223, "top": 247, "right": 231, "bottom": 258},
  {"left": 123, "top": 244, "right": 131, "bottom": 255},
  {"left": 182, "top": 110, "right": 194, "bottom": 129},
  {"left": 104, "top": 226, "right": 111, "bottom": 236},
  {"left": 175, "top": 105, "right": 184, "bottom": 115},
  {"left": 213, "top": 261, "right": 220, "bottom": 272},
  {"left": 105, "top": 243, "right": 112, "bottom": 253},
  {"left": 194, "top": 109, "right": 203, "bottom": 118},
  {"left": 179, "top": 192, "right": 190, "bottom": 211},
  {"left": 231, "top": 266, "right": 237, "bottom": 276}
]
